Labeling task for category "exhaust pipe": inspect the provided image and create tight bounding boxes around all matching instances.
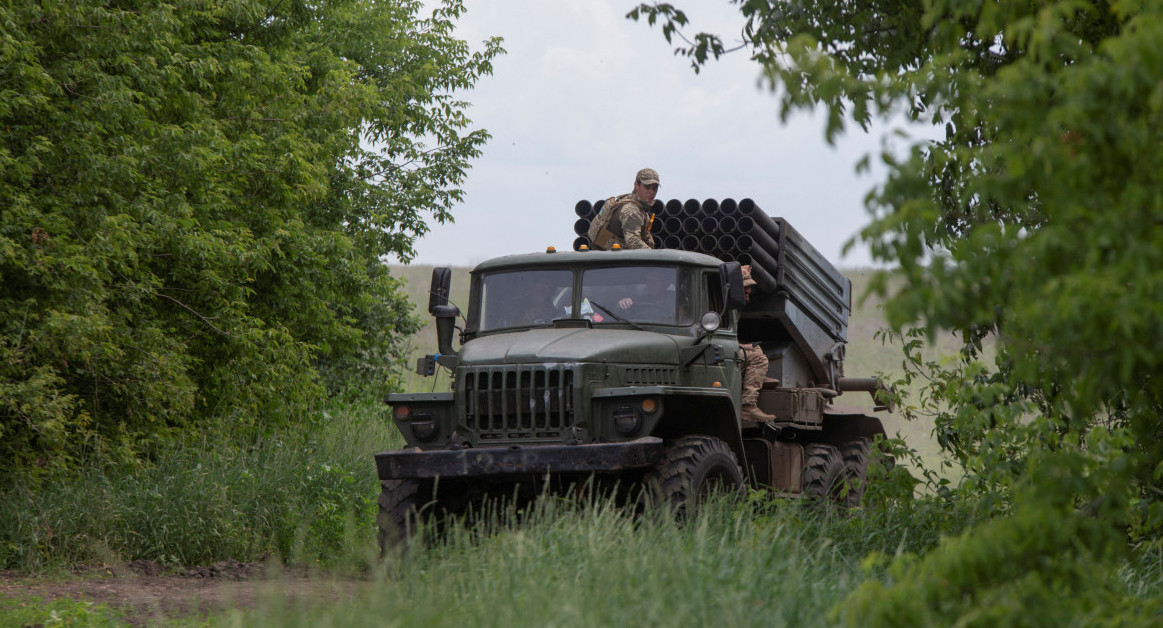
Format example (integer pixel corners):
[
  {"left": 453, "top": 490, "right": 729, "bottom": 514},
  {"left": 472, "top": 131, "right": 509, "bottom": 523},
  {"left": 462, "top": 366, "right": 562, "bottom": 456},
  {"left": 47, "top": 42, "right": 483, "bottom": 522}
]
[{"left": 838, "top": 377, "right": 895, "bottom": 412}]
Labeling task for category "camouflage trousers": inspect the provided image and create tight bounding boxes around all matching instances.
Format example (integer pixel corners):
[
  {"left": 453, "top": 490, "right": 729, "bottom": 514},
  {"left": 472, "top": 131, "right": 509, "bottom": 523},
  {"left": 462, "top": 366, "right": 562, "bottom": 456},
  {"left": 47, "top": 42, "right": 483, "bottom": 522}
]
[{"left": 739, "top": 343, "right": 768, "bottom": 406}]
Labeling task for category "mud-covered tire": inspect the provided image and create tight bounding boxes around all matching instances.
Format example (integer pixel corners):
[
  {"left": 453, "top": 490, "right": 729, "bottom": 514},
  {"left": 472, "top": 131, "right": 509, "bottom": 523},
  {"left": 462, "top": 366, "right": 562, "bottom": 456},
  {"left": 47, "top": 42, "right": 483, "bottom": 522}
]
[
  {"left": 377, "top": 478, "right": 433, "bottom": 555},
  {"left": 802, "top": 442, "right": 860, "bottom": 507},
  {"left": 647, "top": 435, "right": 746, "bottom": 518}
]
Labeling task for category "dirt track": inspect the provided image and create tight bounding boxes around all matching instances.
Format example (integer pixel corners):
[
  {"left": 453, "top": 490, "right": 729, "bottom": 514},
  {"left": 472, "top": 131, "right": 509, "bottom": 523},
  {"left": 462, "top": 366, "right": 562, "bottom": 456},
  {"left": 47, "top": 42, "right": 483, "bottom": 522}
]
[{"left": 0, "top": 560, "right": 370, "bottom": 625}]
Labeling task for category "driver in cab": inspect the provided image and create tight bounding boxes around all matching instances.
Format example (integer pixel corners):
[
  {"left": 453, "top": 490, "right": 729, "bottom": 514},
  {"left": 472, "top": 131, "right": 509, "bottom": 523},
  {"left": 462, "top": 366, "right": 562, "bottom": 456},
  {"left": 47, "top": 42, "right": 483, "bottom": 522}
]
[{"left": 616, "top": 267, "right": 676, "bottom": 323}]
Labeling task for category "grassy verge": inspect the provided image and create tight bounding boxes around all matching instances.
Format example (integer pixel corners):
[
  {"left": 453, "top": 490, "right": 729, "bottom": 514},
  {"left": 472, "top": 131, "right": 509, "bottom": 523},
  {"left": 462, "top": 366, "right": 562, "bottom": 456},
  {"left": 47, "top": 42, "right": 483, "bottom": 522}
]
[
  {"left": 223, "top": 498, "right": 872, "bottom": 627},
  {"left": 0, "top": 399, "right": 403, "bottom": 573},
  {"left": 0, "top": 596, "right": 129, "bottom": 627},
  {"left": 4, "top": 421, "right": 1162, "bottom": 626}
]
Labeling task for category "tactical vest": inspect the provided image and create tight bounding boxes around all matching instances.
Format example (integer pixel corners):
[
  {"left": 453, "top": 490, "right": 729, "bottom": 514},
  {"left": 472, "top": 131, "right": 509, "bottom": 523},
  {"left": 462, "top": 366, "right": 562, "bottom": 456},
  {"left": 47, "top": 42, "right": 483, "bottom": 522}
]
[{"left": 587, "top": 194, "right": 650, "bottom": 249}]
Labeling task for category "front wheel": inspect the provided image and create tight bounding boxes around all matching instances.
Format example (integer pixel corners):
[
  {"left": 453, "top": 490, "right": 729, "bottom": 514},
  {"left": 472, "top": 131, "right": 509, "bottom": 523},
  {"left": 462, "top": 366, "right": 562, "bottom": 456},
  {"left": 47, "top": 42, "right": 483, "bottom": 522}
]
[
  {"left": 377, "top": 478, "right": 435, "bottom": 555},
  {"left": 648, "top": 435, "right": 746, "bottom": 519}
]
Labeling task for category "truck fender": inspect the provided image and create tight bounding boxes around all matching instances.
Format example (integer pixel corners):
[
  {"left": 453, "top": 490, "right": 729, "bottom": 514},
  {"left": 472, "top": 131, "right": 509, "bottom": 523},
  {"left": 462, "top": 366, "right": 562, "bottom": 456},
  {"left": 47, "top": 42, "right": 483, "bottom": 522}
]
[
  {"left": 820, "top": 406, "right": 887, "bottom": 443},
  {"left": 651, "top": 391, "right": 747, "bottom": 470}
]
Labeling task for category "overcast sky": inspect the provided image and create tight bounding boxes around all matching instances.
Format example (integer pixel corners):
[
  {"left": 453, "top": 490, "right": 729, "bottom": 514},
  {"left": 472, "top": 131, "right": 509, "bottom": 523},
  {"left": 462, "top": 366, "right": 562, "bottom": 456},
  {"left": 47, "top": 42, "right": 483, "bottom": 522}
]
[{"left": 406, "top": 1, "right": 916, "bottom": 269}]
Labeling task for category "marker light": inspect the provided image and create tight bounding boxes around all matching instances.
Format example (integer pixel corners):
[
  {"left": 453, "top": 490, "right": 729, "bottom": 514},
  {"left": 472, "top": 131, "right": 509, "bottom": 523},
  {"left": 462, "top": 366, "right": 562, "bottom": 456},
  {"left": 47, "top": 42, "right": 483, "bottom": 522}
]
[
  {"left": 612, "top": 244, "right": 622, "bottom": 250},
  {"left": 640, "top": 398, "right": 657, "bottom": 414},
  {"left": 579, "top": 245, "right": 590, "bottom": 251},
  {"left": 712, "top": 382, "right": 723, "bottom": 388},
  {"left": 395, "top": 405, "right": 411, "bottom": 420},
  {"left": 546, "top": 246, "right": 557, "bottom": 253}
]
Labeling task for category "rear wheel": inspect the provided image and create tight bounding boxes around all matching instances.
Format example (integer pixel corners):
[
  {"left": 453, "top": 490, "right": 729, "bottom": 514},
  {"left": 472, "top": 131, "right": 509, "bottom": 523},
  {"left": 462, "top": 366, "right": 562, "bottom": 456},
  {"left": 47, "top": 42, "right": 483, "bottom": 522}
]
[
  {"left": 838, "top": 437, "right": 873, "bottom": 506},
  {"left": 802, "top": 443, "right": 861, "bottom": 507},
  {"left": 648, "top": 435, "right": 745, "bottom": 518}
]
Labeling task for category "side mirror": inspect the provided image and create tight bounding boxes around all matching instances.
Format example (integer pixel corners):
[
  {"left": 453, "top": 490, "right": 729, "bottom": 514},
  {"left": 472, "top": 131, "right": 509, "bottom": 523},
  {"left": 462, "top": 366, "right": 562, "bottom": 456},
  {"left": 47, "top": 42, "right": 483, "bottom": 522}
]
[
  {"left": 719, "top": 262, "right": 745, "bottom": 311},
  {"left": 428, "top": 267, "right": 452, "bottom": 314}
]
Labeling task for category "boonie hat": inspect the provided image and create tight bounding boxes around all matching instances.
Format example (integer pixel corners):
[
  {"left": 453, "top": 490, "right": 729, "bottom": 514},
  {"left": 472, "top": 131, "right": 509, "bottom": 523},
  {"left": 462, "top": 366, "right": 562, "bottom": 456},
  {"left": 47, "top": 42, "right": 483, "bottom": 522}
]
[
  {"left": 636, "top": 168, "right": 660, "bottom": 185},
  {"left": 741, "top": 265, "right": 758, "bottom": 287}
]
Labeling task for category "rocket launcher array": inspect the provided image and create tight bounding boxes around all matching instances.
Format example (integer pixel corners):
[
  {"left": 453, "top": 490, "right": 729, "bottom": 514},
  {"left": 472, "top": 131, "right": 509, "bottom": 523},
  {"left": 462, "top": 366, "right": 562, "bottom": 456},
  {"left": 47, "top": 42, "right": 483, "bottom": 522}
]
[{"left": 573, "top": 197, "right": 853, "bottom": 386}]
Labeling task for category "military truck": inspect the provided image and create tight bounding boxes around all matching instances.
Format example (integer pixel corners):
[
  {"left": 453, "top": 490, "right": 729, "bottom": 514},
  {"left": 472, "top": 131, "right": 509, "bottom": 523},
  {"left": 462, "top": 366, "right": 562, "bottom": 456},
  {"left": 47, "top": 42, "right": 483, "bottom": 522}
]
[{"left": 375, "top": 199, "right": 890, "bottom": 547}]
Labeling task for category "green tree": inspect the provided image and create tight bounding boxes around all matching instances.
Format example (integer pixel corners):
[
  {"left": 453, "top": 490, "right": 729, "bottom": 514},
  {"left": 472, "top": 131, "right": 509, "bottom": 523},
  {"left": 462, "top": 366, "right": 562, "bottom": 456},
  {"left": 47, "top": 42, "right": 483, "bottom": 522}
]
[
  {"left": 632, "top": 0, "right": 1163, "bottom": 623},
  {"left": 0, "top": 0, "right": 502, "bottom": 474}
]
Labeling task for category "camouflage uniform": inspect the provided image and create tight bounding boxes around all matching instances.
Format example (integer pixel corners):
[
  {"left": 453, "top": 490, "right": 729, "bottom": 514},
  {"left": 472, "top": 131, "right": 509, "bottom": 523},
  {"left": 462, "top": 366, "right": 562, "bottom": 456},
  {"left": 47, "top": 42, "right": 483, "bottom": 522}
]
[
  {"left": 740, "top": 344, "right": 768, "bottom": 407},
  {"left": 588, "top": 168, "right": 658, "bottom": 250},
  {"left": 739, "top": 265, "right": 775, "bottom": 424},
  {"left": 605, "top": 193, "right": 654, "bottom": 250}
]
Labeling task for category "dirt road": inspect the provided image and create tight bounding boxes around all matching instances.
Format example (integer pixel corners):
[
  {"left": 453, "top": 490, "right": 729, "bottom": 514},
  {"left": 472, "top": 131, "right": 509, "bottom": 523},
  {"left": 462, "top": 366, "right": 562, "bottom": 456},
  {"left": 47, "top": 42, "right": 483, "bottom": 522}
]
[{"left": 0, "top": 560, "right": 370, "bottom": 625}]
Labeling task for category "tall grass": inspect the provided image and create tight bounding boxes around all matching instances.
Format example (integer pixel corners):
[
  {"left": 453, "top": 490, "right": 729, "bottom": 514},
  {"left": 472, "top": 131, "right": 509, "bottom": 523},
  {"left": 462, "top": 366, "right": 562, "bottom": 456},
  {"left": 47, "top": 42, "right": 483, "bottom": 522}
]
[
  {"left": 213, "top": 496, "right": 878, "bottom": 628},
  {"left": 0, "top": 400, "right": 402, "bottom": 572}
]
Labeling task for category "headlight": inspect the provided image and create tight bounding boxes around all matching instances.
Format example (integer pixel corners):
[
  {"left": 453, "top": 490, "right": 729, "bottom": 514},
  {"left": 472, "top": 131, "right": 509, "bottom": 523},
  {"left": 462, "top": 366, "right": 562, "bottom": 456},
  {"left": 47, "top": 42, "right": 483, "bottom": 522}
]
[
  {"left": 410, "top": 416, "right": 439, "bottom": 441},
  {"left": 612, "top": 406, "right": 641, "bottom": 435},
  {"left": 610, "top": 396, "right": 659, "bottom": 436}
]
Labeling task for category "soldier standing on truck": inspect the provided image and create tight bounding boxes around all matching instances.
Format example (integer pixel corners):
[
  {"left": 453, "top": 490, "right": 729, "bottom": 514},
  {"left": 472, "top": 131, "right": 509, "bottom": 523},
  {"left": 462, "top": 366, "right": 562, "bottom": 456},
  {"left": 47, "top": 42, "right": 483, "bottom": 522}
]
[
  {"left": 740, "top": 265, "right": 775, "bottom": 426},
  {"left": 587, "top": 168, "right": 659, "bottom": 250}
]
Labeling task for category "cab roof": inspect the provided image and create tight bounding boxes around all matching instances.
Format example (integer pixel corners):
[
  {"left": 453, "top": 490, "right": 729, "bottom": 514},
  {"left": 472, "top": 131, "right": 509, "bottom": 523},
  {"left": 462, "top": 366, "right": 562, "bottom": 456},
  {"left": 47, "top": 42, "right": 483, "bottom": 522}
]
[{"left": 472, "top": 248, "right": 726, "bottom": 274}]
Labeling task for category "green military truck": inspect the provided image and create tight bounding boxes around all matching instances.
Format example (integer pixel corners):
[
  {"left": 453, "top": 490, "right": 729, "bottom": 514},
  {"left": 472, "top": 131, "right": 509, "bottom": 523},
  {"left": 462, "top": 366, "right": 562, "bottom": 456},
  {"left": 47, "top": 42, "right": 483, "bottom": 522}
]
[{"left": 375, "top": 201, "right": 890, "bottom": 547}]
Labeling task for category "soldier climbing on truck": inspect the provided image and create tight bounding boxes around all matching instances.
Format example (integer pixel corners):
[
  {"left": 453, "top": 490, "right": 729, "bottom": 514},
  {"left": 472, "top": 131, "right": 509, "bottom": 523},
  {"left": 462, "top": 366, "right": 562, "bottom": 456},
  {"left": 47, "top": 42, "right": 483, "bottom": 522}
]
[{"left": 375, "top": 198, "right": 892, "bottom": 550}]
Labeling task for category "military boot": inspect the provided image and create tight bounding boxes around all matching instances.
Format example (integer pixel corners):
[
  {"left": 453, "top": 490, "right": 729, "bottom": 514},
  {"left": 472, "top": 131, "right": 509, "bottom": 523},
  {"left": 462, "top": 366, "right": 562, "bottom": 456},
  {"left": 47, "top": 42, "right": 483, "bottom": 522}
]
[{"left": 741, "top": 403, "right": 775, "bottom": 428}]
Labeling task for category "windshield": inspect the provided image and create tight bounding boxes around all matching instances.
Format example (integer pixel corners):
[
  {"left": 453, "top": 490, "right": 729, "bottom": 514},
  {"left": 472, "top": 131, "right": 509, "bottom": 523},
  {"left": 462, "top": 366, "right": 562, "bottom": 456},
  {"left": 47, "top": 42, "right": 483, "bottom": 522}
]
[
  {"left": 478, "top": 269, "right": 573, "bottom": 331},
  {"left": 581, "top": 266, "right": 692, "bottom": 325}
]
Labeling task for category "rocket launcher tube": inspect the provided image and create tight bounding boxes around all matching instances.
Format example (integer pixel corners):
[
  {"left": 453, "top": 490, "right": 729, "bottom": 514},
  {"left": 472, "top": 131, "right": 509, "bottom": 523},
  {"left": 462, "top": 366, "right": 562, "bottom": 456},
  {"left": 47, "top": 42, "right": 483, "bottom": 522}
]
[
  {"left": 574, "top": 200, "right": 593, "bottom": 218},
  {"left": 738, "top": 198, "right": 782, "bottom": 242}
]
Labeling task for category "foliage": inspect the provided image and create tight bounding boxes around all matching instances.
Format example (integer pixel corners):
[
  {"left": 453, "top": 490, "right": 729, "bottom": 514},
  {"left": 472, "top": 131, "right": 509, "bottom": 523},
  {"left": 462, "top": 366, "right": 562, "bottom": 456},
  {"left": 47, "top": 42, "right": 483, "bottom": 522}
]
[
  {"left": 631, "top": 0, "right": 1163, "bottom": 624},
  {"left": 0, "top": 0, "right": 502, "bottom": 474}
]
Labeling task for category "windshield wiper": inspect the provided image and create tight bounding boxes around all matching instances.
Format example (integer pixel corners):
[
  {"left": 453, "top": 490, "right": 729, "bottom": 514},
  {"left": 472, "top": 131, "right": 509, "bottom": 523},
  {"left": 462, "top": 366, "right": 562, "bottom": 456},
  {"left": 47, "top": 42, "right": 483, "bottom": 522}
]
[{"left": 587, "top": 300, "right": 646, "bottom": 331}]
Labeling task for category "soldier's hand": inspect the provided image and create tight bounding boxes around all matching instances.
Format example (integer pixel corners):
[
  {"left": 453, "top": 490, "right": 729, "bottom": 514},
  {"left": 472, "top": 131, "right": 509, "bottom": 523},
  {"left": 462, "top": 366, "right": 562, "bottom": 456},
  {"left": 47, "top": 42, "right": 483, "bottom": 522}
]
[{"left": 618, "top": 297, "right": 633, "bottom": 310}]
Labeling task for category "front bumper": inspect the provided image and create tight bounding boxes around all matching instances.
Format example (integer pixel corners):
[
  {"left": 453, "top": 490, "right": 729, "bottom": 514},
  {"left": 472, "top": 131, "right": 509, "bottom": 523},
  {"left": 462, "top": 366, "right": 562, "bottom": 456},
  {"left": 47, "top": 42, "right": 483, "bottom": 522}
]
[{"left": 374, "top": 437, "right": 666, "bottom": 480}]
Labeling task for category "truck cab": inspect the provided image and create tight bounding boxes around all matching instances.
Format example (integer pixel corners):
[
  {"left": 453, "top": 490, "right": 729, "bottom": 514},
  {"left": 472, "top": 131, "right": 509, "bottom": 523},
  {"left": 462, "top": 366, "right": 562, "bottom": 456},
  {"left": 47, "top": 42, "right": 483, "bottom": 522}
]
[{"left": 389, "top": 249, "right": 746, "bottom": 453}]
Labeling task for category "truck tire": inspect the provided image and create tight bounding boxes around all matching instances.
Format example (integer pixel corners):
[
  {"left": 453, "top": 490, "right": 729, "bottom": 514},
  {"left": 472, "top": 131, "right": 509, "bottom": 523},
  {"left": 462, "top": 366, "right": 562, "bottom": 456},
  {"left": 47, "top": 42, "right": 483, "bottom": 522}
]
[
  {"left": 801, "top": 443, "right": 860, "bottom": 507},
  {"left": 648, "top": 435, "right": 745, "bottom": 518},
  {"left": 377, "top": 478, "right": 433, "bottom": 554},
  {"left": 838, "top": 437, "right": 872, "bottom": 506}
]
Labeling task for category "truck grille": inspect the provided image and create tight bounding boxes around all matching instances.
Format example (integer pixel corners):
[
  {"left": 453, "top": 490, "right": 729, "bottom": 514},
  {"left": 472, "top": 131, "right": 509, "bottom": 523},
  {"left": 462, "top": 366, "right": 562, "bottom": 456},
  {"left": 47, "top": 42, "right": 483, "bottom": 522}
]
[
  {"left": 623, "top": 367, "right": 678, "bottom": 386},
  {"left": 463, "top": 365, "right": 576, "bottom": 440}
]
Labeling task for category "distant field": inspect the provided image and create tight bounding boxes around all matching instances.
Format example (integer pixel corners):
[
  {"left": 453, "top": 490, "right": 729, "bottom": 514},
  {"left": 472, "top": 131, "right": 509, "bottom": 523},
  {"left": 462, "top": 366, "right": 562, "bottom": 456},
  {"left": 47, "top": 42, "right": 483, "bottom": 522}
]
[{"left": 388, "top": 265, "right": 954, "bottom": 461}]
